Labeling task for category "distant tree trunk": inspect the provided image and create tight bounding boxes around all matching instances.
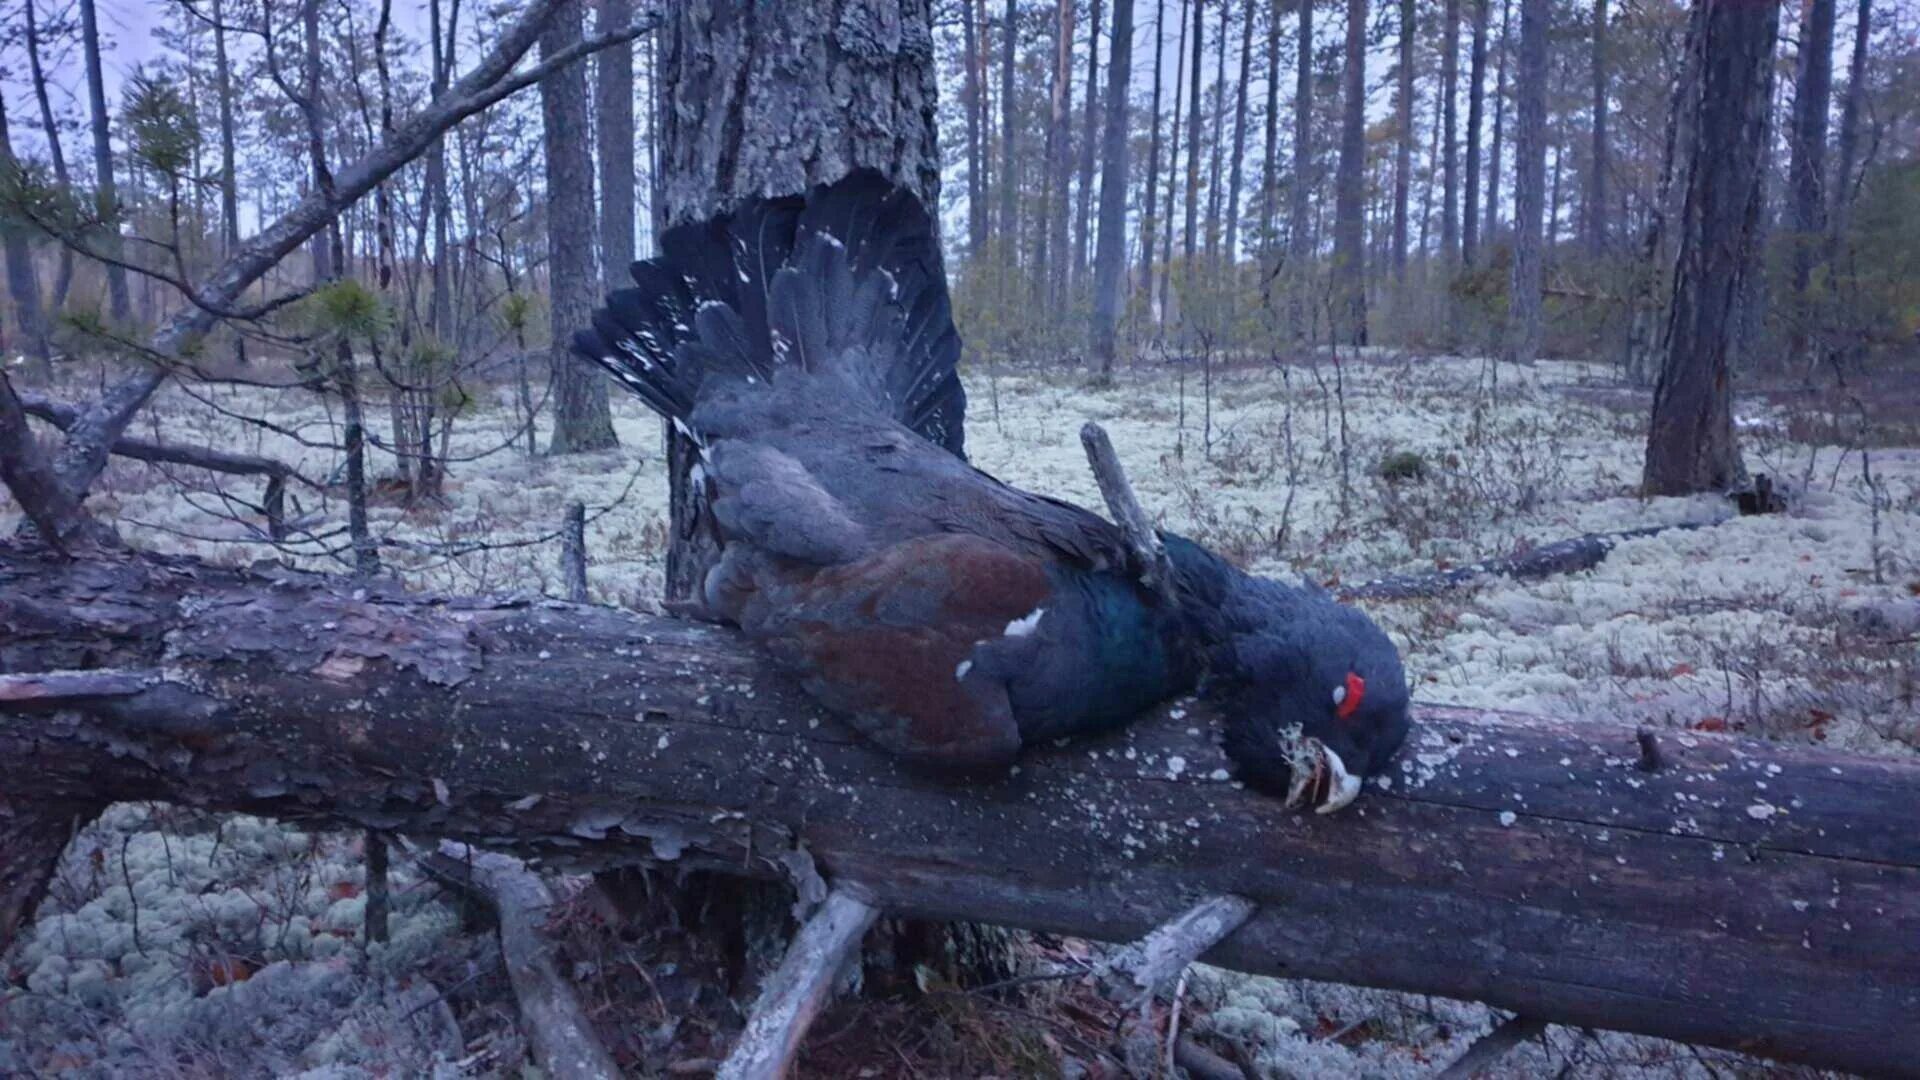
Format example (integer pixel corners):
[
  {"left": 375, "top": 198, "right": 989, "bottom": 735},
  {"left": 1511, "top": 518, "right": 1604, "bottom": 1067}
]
[
  {"left": 1259, "top": 0, "right": 1282, "bottom": 272},
  {"left": 1643, "top": 0, "right": 1778, "bottom": 495},
  {"left": 24, "top": 0, "right": 75, "bottom": 314},
  {"left": 1139, "top": 0, "right": 1167, "bottom": 314},
  {"left": 1503, "top": 0, "right": 1547, "bottom": 365},
  {"left": 1332, "top": 0, "right": 1369, "bottom": 345},
  {"left": 1000, "top": 0, "right": 1018, "bottom": 252},
  {"left": 1161, "top": 0, "right": 1190, "bottom": 317},
  {"left": 1223, "top": 1, "right": 1255, "bottom": 273},
  {"left": 1092, "top": 0, "right": 1137, "bottom": 373},
  {"left": 1463, "top": 0, "right": 1489, "bottom": 266},
  {"left": 656, "top": 0, "right": 941, "bottom": 602},
  {"left": 1037, "top": 0, "right": 1075, "bottom": 302},
  {"left": 1441, "top": 0, "right": 1461, "bottom": 273},
  {"left": 597, "top": 0, "right": 637, "bottom": 297},
  {"left": 964, "top": 0, "right": 987, "bottom": 255},
  {"left": 0, "top": 90, "right": 49, "bottom": 363},
  {"left": 1183, "top": 0, "right": 1205, "bottom": 265},
  {"left": 78, "top": 0, "right": 132, "bottom": 323},
  {"left": 1074, "top": 0, "right": 1104, "bottom": 286},
  {"left": 542, "top": 0, "right": 618, "bottom": 456},
  {"left": 1287, "top": 0, "right": 1314, "bottom": 339},
  {"left": 1624, "top": 34, "right": 1694, "bottom": 385},
  {"left": 1786, "top": 0, "right": 1834, "bottom": 364},
  {"left": 1485, "top": 0, "right": 1509, "bottom": 240},
  {"left": 1204, "top": 1, "right": 1228, "bottom": 261},
  {"left": 1586, "top": 0, "right": 1610, "bottom": 253},
  {"left": 1827, "top": 0, "right": 1868, "bottom": 241},
  {"left": 1392, "top": 0, "right": 1415, "bottom": 283}
]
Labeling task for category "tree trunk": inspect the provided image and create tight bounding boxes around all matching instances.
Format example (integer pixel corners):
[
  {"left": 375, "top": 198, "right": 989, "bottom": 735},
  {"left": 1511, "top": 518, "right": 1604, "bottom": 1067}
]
[
  {"left": 1392, "top": 0, "right": 1415, "bottom": 283},
  {"left": 1586, "top": 0, "right": 1610, "bottom": 253},
  {"left": 0, "top": 90, "right": 48, "bottom": 363},
  {"left": 1139, "top": 0, "right": 1167, "bottom": 319},
  {"left": 543, "top": 0, "right": 619, "bottom": 456},
  {"left": 964, "top": 0, "right": 988, "bottom": 255},
  {"left": 1223, "top": 0, "right": 1256, "bottom": 271},
  {"left": 4, "top": 541, "right": 1920, "bottom": 1079},
  {"left": 1332, "top": 0, "right": 1369, "bottom": 345},
  {"left": 1786, "top": 0, "right": 1834, "bottom": 364},
  {"left": 1485, "top": 0, "right": 1509, "bottom": 240},
  {"left": 1441, "top": 0, "right": 1461, "bottom": 273},
  {"left": 1463, "top": 0, "right": 1489, "bottom": 266},
  {"left": 654, "top": 0, "right": 941, "bottom": 595},
  {"left": 1074, "top": 0, "right": 1104, "bottom": 288},
  {"left": 1038, "top": 0, "right": 1075, "bottom": 304},
  {"left": 78, "top": 0, "right": 132, "bottom": 323},
  {"left": 1092, "top": 0, "right": 1137, "bottom": 373},
  {"left": 1287, "top": 0, "right": 1313, "bottom": 339},
  {"left": 1000, "top": 0, "right": 1019, "bottom": 250},
  {"left": 597, "top": 0, "right": 638, "bottom": 298},
  {"left": 1259, "top": 0, "right": 1282, "bottom": 273},
  {"left": 1204, "top": 1, "right": 1228, "bottom": 262},
  {"left": 1643, "top": 0, "right": 1778, "bottom": 495},
  {"left": 24, "top": 0, "right": 75, "bottom": 315},
  {"left": 1502, "top": 0, "right": 1547, "bottom": 366},
  {"left": 1183, "top": 0, "right": 1205, "bottom": 265},
  {"left": 1827, "top": 0, "right": 1868, "bottom": 237},
  {"left": 1160, "top": 0, "right": 1190, "bottom": 320}
]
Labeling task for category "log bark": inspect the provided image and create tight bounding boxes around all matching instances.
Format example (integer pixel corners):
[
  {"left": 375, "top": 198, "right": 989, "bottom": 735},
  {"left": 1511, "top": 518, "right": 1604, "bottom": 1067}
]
[{"left": 2, "top": 541, "right": 1918, "bottom": 1077}]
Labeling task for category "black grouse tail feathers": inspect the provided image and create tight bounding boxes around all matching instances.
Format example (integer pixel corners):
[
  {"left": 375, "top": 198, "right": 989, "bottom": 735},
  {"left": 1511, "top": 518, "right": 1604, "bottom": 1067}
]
[{"left": 572, "top": 170, "right": 967, "bottom": 456}]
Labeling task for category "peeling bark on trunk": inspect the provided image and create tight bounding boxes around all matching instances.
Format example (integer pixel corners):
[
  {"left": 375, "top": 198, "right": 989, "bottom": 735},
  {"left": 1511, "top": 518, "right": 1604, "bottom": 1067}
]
[
  {"left": 655, "top": 0, "right": 941, "bottom": 604},
  {"left": 2, "top": 541, "right": 1919, "bottom": 1077}
]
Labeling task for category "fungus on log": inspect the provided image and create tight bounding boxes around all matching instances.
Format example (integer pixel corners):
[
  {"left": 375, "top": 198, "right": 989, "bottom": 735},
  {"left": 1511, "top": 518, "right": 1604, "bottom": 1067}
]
[{"left": 2, "top": 540, "right": 1917, "bottom": 1077}]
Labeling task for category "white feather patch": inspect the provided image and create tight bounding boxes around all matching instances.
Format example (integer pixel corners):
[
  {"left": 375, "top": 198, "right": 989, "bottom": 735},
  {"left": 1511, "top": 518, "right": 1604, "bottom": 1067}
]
[{"left": 1004, "top": 607, "right": 1046, "bottom": 638}]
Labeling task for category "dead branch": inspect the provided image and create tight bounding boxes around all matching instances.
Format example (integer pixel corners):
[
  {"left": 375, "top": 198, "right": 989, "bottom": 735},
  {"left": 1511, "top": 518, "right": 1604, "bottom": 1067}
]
[
  {"left": 2, "top": 542, "right": 1918, "bottom": 1077},
  {"left": 1080, "top": 421, "right": 1179, "bottom": 605},
  {"left": 718, "top": 888, "right": 879, "bottom": 1080},
  {"left": 420, "top": 841, "right": 621, "bottom": 1080},
  {"left": 17, "top": 390, "right": 303, "bottom": 483},
  {"left": 1434, "top": 1013, "right": 1551, "bottom": 1079},
  {"left": 1336, "top": 522, "right": 1714, "bottom": 601}
]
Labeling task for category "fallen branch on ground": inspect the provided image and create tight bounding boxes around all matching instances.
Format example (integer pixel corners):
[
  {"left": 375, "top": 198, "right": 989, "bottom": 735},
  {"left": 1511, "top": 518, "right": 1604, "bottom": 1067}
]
[
  {"left": 718, "top": 888, "right": 879, "bottom": 1080},
  {"left": 418, "top": 841, "right": 621, "bottom": 1080},
  {"left": 2, "top": 541, "right": 1917, "bottom": 1076},
  {"left": 1336, "top": 522, "right": 1715, "bottom": 601}
]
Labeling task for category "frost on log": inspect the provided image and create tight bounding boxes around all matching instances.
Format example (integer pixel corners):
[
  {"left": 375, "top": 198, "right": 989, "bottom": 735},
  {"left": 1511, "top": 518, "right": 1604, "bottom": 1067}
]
[{"left": 1, "top": 541, "right": 1918, "bottom": 1076}]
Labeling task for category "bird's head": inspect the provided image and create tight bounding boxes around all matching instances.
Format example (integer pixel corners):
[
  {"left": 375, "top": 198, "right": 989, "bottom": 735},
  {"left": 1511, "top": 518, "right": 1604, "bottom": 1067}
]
[{"left": 1210, "top": 607, "right": 1411, "bottom": 814}]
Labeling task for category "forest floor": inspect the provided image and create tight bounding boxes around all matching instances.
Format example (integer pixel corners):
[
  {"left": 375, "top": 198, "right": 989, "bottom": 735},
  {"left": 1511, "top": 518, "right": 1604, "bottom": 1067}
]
[{"left": 4, "top": 350, "right": 1917, "bottom": 1078}]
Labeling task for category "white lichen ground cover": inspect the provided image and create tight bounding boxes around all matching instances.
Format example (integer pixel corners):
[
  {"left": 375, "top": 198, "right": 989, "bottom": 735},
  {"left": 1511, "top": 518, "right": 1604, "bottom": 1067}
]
[{"left": 4, "top": 352, "right": 1914, "bottom": 1077}]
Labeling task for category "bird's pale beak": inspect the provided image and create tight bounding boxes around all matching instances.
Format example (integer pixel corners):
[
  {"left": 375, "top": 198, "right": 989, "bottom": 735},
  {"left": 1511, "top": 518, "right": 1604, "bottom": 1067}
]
[
  {"left": 1314, "top": 745, "right": 1363, "bottom": 815},
  {"left": 1277, "top": 733, "right": 1364, "bottom": 815}
]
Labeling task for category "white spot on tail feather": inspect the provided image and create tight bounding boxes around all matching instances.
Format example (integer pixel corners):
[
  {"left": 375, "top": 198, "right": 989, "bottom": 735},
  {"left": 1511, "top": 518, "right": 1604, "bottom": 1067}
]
[
  {"left": 955, "top": 660, "right": 973, "bottom": 680},
  {"left": 1004, "top": 607, "right": 1046, "bottom": 638}
]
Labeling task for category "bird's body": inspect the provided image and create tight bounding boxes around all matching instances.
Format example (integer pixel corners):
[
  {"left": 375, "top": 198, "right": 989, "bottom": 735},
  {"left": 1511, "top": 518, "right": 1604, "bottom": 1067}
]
[{"left": 577, "top": 172, "right": 1409, "bottom": 809}]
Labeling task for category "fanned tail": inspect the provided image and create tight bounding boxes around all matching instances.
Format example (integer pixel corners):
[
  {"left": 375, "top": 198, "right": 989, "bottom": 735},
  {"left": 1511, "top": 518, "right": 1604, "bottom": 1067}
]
[{"left": 571, "top": 170, "right": 966, "bottom": 455}]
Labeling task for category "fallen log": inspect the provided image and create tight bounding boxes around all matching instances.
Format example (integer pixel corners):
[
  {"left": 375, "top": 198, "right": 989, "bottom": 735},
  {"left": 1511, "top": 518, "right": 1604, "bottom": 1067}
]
[
  {"left": 1336, "top": 523, "right": 1714, "bottom": 602},
  {"left": 2, "top": 541, "right": 1917, "bottom": 1077}
]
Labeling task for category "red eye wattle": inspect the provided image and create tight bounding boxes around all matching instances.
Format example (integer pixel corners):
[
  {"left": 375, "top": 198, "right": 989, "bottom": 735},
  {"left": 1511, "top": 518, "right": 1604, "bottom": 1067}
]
[{"left": 1337, "top": 673, "right": 1366, "bottom": 720}]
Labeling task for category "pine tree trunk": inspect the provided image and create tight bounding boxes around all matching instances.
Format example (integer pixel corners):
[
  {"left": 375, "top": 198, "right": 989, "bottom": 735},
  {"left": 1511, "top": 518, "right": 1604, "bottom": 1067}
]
[
  {"left": 1786, "top": 0, "right": 1834, "bottom": 364},
  {"left": 1441, "top": 0, "right": 1461, "bottom": 272},
  {"left": 597, "top": 0, "right": 637, "bottom": 297},
  {"left": 1139, "top": 0, "right": 1167, "bottom": 317},
  {"left": 1259, "top": 0, "right": 1282, "bottom": 274},
  {"left": 655, "top": 0, "right": 941, "bottom": 602},
  {"left": 1074, "top": 0, "right": 1104, "bottom": 287},
  {"left": 1287, "top": 0, "right": 1313, "bottom": 338},
  {"left": 1224, "top": 0, "right": 1256, "bottom": 272},
  {"left": 25, "top": 0, "right": 75, "bottom": 315},
  {"left": 1643, "top": 0, "right": 1778, "bottom": 495},
  {"left": 0, "top": 91, "right": 48, "bottom": 363},
  {"left": 1486, "top": 0, "right": 1509, "bottom": 240},
  {"left": 1183, "top": 0, "right": 1205, "bottom": 265},
  {"left": 1827, "top": 0, "right": 1868, "bottom": 237},
  {"left": 78, "top": 0, "right": 132, "bottom": 323},
  {"left": 1000, "top": 0, "right": 1019, "bottom": 250},
  {"left": 1332, "top": 0, "right": 1370, "bottom": 345},
  {"left": 1464, "top": 0, "right": 1489, "bottom": 266},
  {"left": 1503, "top": 0, "right": 1547, "bottom": 366},
  {"left": 1161, "top": 0, "right": 1190, "bottom": 320},
  {"left": 964, "top": 0, "right": 987, "bottom": 255},
  {"left": 1393, "top": 0, "right": 1415, "bottom": 283},
  {"left": 1204, "top": 1, "right": 1228, "bottom": 262},
  {"left": 1038, "top": 0, "right": 1075, "bottom": 303},
  {"left": 542, "top": 0, "right": 619, "bottom": 456},
  {"left": 1586, "top": 0, "right": 1610, "bottom": 253},
  {"left": 1092, "top": 0, "right": 1137, "bottom": 373}
]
